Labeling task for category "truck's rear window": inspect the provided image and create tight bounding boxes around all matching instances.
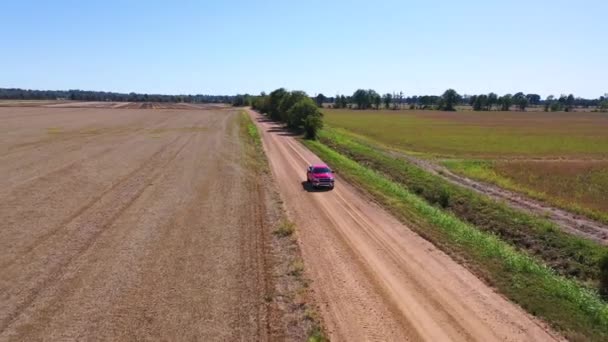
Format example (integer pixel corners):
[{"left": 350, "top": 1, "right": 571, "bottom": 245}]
[{"left": 313, "top": 167, "right": 331, "bottom": 173}]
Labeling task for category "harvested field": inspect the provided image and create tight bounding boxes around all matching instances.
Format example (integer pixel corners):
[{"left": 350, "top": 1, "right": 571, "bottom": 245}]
[
  {"left": 0, "top": 100, "right": 227, "bottom": 110},
  {"left": 117, "top": 102, "right": 213, "bottom": 110},
  {"left": 0, "top": 106, "right": 304, "bottom": 341},
  {"left": 0, "top": 100, "right": 71, "bottom": 107}
]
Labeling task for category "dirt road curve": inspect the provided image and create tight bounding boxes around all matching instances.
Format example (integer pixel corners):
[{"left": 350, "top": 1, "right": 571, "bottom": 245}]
[
  {"left": 250, "top": 110, "right": 561, "bottom": 342},
  {"left": 0, "top": 107, "right": 279, "bottom": 340}
]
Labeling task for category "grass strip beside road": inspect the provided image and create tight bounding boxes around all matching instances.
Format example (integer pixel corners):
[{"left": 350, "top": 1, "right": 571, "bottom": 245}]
[{"left": 302, "top": 135, "right": 608, "bottom": 341}]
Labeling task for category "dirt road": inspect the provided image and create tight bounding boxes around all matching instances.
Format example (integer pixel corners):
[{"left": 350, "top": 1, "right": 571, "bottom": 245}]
[
  {"left": 250, "top": 110, "right": 561, "bottom": 341},
  {"left": 0, "top": 107, "right": 287, "bottom": 340}
]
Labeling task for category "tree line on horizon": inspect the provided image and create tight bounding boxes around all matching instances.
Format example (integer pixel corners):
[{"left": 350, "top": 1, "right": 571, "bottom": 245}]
[
  {"left": 2, "top": 86, "right": 606, "bottom": 113},
  {"left": 0, "top": 88, "right": 231, "bottom": 103},
  {"left": 236, "top": 89, "right": 608, "bottom": 112},
  {"left": 325, "top": 89, "right": 608, "bottom": 112}
]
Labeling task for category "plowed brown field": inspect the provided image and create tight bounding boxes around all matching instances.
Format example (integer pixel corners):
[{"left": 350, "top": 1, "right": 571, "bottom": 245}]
[{"left": 0, "top": 107, "right": 287, "bottom": 340}]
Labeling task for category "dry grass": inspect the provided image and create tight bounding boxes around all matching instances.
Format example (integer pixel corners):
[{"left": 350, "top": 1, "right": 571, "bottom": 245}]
[
  {"left": 274, "top": 220, "right": 296, "bottom": 237},
  {"left": 495, "top": 160, "right": 608, "bottom": 220},
  {"left": 289, "top": 260, "right": 305, "bottom": 277},
  {"left": 444, "top": 160, "right": 608, "bottom": 224}
]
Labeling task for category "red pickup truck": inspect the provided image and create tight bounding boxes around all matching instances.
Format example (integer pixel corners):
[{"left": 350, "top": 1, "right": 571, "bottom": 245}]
[{"left": 306, "top": 164, "right": 335, "bottom": 189}]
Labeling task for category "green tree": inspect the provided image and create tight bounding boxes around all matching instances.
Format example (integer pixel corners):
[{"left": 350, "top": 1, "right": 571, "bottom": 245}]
[
  {"left": 544, "top": 95, "right": 554, "bottom": 112},
  {"left": 315, "top": 93, "right": 327, "bottom": 108},
  {"left": 558, "top": 95, "right": 568, "bottom": 111},
  {"left": 513, "top": 92, "right": 528, "bottom": 111},
  {"left": 551, "top": 97, "right": 563, "bottom": 112},
  {"left": 268, "top": 88, "right": 288, "bottom": 121},
  {"left": 369, "top": 90, "right": 381, "bottom": 109},
  {"left": 333, "top": 94, "right": 343, "bottom": 108},
  {"left": 468, "top": 95, "right": 477, "bottom": 106},
  {"left": 498, "top": 94, "right": 513, "bottom": 111},
  {"left": 252, "top": 92, "right": 269, "bottom": 113},
  {"left": 566, "top": 94, "right": 575, "bottom": 112},
  {"left": 382, "top": 93, "right": 393, "bottom": 109},
  {"left": 526, "top": 94, "right": 541, "bottom": 106},
  {"left": 287, "top": 97, "right": 320, "bottom": 129},
  {"left": 441, "top": 89, "right": 460, "bottom": 111},
  {"left": 420, "top": 95, "right": 439, "bottom": 109},
  {"left": 339, "top": 95, "right": 348, "bottom": 108},
  {"left": 352, "top": 89, "right": 371, "bottom": 109},
  {"left": 473, "top": 95, "right": 488, "bottom": 111},
  {"left": 303, "top": 113, "right": 323, "bottom": 139},
  {"left": 232, "top": 94, "right": 251, "bottom": 107},
  {"left": 279, "top": 91, "right": 308, "bottom": 123},
  {"left": 487, "top": 92, "right": 498, "bottom": 110}
]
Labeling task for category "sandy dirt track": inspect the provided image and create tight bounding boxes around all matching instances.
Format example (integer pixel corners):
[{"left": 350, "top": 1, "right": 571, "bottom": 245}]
[
  {"left": 249, "top": 110, "right": 561, "bottom": 342},
  {"left": 0, "top": 107, "right": 283, "bottom": 340}
]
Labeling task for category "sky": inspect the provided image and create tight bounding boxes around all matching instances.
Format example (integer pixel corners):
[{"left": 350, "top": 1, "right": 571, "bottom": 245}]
[{"left": 1, "top": 0, "right": 606, "bottom": 98}]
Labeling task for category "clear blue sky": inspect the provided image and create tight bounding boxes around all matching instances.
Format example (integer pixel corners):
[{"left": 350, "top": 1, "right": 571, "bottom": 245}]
[{"left": 1, "top": 0, "right": 606, "bottom": 98}]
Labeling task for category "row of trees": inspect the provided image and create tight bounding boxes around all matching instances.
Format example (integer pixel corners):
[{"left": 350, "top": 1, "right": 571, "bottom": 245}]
[
  {"left": 324, "top": 89, "right": 608, "bottom": 112},
  {"left": 336, "top": 89, "right": 461, "bottom": 111},
  {"left": 0, "top": 88, "right": 232, "bottom": 103},
  {"left": 4, "top": 87, "right": 606, "bottom": 113},
  {"left": 249, "top": 89, "right": 323, "bottom": 139}
]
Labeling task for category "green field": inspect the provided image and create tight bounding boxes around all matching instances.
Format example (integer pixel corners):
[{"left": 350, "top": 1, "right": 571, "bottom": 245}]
[
  {"left": 323, "top": 109, "right": 608, "bottom": 222},
  {"left": 323, "top": 109, "right": 608, "bottom": 158}
]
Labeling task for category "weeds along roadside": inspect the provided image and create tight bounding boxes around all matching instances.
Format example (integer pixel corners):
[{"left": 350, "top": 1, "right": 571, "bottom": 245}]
[
  {"left": 239, "top": 111, "right": 328, "bottom": 342},
  {"left": 302, "top": 127, "right": 608, "bottom": 341}
]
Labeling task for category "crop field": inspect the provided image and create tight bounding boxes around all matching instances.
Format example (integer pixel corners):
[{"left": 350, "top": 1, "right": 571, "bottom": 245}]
[
  {"left": 0, "top": 105, "right": 310, "bottom": 340},
  {"left": 323, "top": 109, "right": 608, "bottom": 158},
  {"left": 493, "top": 160, "right": 608, "bottom": 213},
  {"left": 443, "top": 159, "right": 608, "bottom": 224},
  {"left": 323, "top": 109, "right": 608, "bottom": 223},
  {"left": 0, "top": 100, "right": 223, "bottom": 110}
]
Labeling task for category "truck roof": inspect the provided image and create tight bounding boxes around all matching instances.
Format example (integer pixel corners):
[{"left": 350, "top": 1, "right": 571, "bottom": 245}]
[{"left": 312, "top": 164, "right": 329, "bottom": 168}]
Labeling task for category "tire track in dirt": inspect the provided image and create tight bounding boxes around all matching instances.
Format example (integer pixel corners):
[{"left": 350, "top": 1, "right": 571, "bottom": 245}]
[
  {"left": 4, "top": 128, "right": 204, "bottom": 340},
  {"left": 0, "top": 112, "right": 204, "bottom": 265},
  {"left": 0, "top": 109, "right": 173, "bottom": 160},
  {"left": 0, "top": 113, "right": 176, "bottom": 193},
  {"left": 0, "top": 105, "right": 221, "bottom": 261},
  {"left": 249, "top": 110, "right": 562, "bottom": 342},
  {"left": 0, "top": 134, "right": 183, "bottom": 270}
]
